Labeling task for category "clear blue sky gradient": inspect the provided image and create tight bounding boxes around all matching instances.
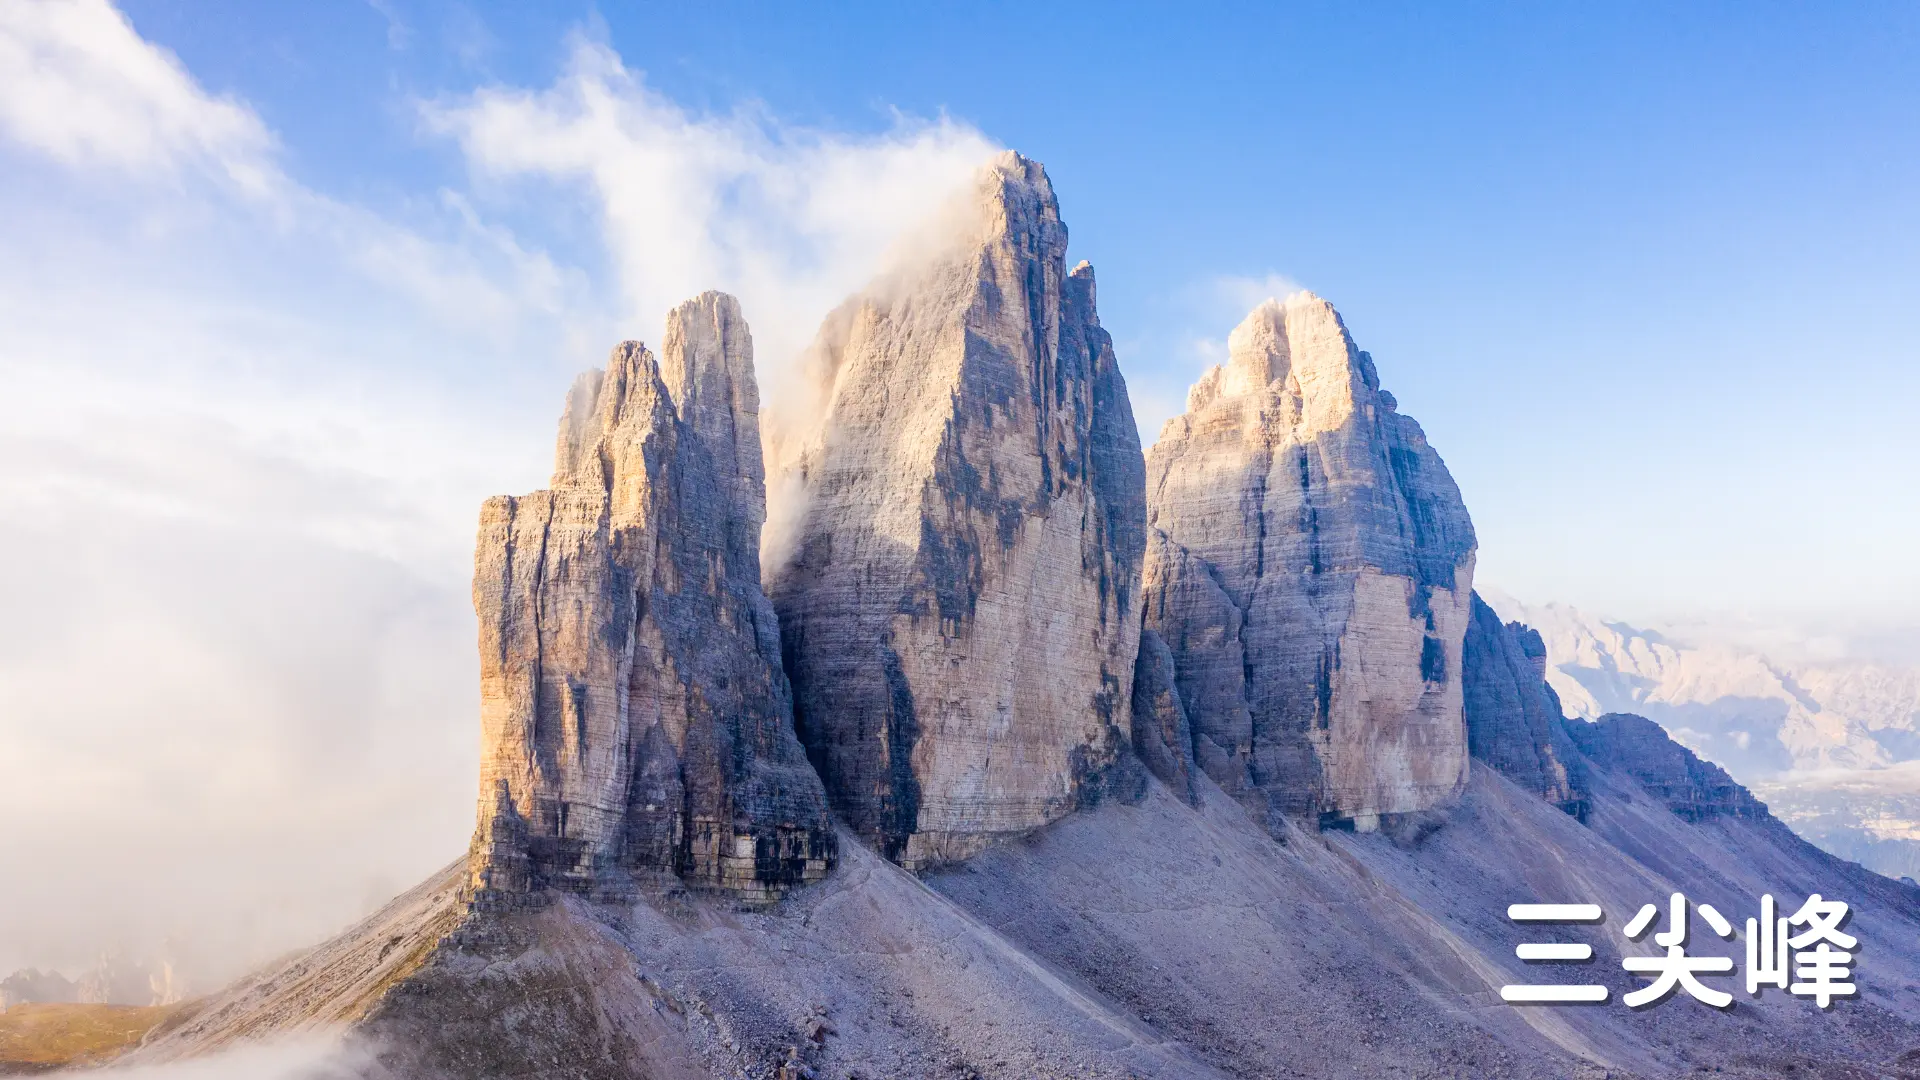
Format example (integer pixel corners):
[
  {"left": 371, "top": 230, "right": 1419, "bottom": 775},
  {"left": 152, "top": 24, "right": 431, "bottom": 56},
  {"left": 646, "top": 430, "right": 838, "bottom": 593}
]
[{"left": 110, "top": 0, "right": 1920, "bottom": 630}]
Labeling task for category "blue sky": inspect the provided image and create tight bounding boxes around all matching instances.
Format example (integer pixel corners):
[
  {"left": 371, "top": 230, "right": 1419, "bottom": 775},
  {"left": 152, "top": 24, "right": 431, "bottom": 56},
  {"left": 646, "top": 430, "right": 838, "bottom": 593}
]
[
  {"left": 89, "top": 0, "right": 1920, "bottom": 627},
  {"left": 0, "top": 0, "right": 1915, "bottom": 977}
]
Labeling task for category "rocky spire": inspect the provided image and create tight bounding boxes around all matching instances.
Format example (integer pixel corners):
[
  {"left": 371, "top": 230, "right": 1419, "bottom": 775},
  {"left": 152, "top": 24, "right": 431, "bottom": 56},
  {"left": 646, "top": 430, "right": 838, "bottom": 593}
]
[
  {"left": 1143, "top": 293, "right": 1477, "bottom": 831},
  {"left": 659, "top": 290, "right": 766, "bottom": 537},
  {"left": 469, "top": 293, "right": 834, "bottom": 905},
  {"left": 1461, "top": 592, "right": 1588, "bottom": 818},
  {"left": 765, "top": 153, "right": 1148, "bottom": 868}
]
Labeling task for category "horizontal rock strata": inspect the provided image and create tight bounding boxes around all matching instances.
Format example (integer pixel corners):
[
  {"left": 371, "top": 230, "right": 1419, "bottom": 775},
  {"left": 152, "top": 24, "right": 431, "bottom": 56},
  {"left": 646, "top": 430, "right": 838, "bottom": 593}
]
[
  {"left": 470, "top": 292, "right": 833, "bottom": 904},
  {"left": 766, "top": 152, "right": 1147, "bottom": 868}
]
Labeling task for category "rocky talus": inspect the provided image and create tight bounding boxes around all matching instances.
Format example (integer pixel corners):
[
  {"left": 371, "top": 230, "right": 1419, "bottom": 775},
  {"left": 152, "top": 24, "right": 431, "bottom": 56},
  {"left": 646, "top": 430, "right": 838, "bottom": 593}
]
[
  {"left": 1461, "top": 591, "right": 1588, "bottom": 816},
  {"left": 1143, "top": 294, "right": 1477, "bottom": 831},
  {"left": 470, "top": 292, "right": 833, "bottom": 904},
  {"left": 130, "top": 726, "right": 1920, "bottom": 1080},
  {"left": 766, "top": 152, "right": 1147, "bottom": 868}
]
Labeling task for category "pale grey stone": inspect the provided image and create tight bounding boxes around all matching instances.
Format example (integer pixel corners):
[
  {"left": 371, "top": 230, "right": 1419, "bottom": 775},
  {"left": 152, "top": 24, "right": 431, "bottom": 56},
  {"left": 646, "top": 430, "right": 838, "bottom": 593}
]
[
  {"left": 765, "top": 153, "right": 1147, "bottom": 868},
  {"left": 471, "top": 293, "right": 833, "bottom": 904},
  {"left": 1131, "top": 628, "right": 1198, "bottom": 804},
  {"left": 1143, "top": 294, "right": 1478, "bottom": 830}
]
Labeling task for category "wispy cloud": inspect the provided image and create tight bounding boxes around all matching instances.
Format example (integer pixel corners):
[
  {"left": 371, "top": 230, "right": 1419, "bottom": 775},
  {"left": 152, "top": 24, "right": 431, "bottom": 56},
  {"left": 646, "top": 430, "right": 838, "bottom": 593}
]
[
  {"left": 365, "top": 0, "right": 412, "bottom": 52},
  {"left": 102, "top": 1037, "right": 375, "bottom": 1079},
  {"left": 1210, "top": 271, "right": 1307, "bottom": 315},
  {"left": 0, "top": 1, "right": 585, "bottom": 984},
  {"left": 0, "top": 0, "right": 276, "bottom": 191},
  {"left": 0, "top": 2, "right": 1006, "bottom": 986},
  {"left": 424, "top": 36, "right": 1000, "bottom": 391},
  {"left": 0, "top": 0, "right": 583, "bottom": 344}
]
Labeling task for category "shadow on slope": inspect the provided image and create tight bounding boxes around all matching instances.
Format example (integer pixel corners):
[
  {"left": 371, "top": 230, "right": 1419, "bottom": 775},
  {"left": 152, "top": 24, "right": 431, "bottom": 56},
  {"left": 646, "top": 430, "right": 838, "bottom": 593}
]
[
  {"left": 931, "top": 762, "right": 1920, "bottom": 1080},
  {"left": 121, "top": 761, "right": 1920, "bottom": 1080}
]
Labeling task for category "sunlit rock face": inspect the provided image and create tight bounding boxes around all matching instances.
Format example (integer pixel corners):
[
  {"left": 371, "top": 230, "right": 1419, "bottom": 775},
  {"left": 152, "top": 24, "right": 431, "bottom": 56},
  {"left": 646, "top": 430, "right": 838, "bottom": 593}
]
[
  {"left": 469, "top": 292, "right": 834, "bottom": 904},
  {"left": 1143, "top": 294, "right": 1477, "bottom": 831},
  {"left": 766, "top": 152, "right": 1148, "bottom": 868},
  {"left": 1461, "top": 591, "right": 1588, "bottom": 818}
]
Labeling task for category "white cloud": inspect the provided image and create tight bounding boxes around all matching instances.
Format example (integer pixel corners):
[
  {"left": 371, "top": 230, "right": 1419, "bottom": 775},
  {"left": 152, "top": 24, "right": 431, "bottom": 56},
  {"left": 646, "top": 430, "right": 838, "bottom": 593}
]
[
  {"left": 0, "top": 0, "right": 276, "bottom": 192},
  {"left": 0, "top": 3, "right": 1009, "bottom": 989},
  {"left": 0, "top": 1, "right": 571, "bottom": 984},
  {"left": 1211, "top": 271, "right": 1307, "bottom": 315},
  {"left": 424, "top": 37, "right": 1001, "bottom": 393},
  {"left": 101, "top": 1037, "right": 374, "bottom": 1079},
  {"left": 0, "top": 0, "right": 586, "bottom": 345}
]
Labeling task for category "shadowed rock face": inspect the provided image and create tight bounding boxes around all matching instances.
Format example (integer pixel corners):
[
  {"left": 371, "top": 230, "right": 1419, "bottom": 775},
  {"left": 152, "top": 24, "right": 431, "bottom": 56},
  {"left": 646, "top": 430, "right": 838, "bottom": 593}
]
[
  {"left": 1563, "top": 712, "right": 1767, "bottom": 822},
  {"left": 1131, "top": 628, "right": 1199, "bottom": 804},
  {"left": 766, "top": 152, "right": 1148, "bottom": 868},
  {"left": 1144, "top": 295, "right": 1477, "bottom": 830},
  {"left": 1462, "top": 591, "right": 1589, "bottom": 818},
  {"left": 470, "top": 292, "right": 833, "bottom": 904}
]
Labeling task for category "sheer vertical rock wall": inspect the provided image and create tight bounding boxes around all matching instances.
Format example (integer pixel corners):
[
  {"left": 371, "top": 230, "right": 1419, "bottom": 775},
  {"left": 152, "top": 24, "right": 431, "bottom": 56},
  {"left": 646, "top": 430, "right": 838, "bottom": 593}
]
[
  {"left": 1461, "top": 591, "right": 1588, "bottom": 817},
  {"left": 1130, "top": 628, "right": 1199, "bottom": 804},
  {"left": 766, "top": 153, "right": 1148, "bottom": 868},
  {"left": 470, "top": 293, "right": 834, "bottom": 905},
  {"left": 1143, "top": 295, "right": 1478, "bottom": 830}
]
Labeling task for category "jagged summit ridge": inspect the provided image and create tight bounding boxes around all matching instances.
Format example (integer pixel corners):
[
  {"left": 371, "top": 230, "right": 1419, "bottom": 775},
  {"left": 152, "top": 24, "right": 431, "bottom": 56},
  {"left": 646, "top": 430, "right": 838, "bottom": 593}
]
[
  {"left": 765, "top": 152, "right": 1148, "bottom": 868},
  {"left": 1143, "top": 293, "right": 1478, "bottom": 830},
  {"left": 113, "top": 155, "right": 1920, "bottom": 1080},
  {"left": 471, "top": 292, "right": 833, "bottom": 905}
]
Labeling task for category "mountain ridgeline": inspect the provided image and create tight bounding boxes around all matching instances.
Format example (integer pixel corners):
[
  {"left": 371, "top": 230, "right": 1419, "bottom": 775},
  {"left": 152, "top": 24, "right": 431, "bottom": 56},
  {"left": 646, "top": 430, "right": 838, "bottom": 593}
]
[{"left": 128, "top": 153, "right": 1920, "bottom": 1080}]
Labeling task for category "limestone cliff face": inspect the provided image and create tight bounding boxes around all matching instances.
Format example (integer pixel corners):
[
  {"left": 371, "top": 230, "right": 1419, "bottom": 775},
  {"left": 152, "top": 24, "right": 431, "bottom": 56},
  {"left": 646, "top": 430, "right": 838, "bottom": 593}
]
[
  {"left": 471, "top": 292, "right": 833, "bottom": 904},
  {"left": 1143, "top": 294, "right": 1477, "bottom": 830},
  {"left": 1461, "top": 591, "right": 1588, "bottom": 817},
  {"left": 766, "top": 153, "right": 1147, "bottom": 868}
]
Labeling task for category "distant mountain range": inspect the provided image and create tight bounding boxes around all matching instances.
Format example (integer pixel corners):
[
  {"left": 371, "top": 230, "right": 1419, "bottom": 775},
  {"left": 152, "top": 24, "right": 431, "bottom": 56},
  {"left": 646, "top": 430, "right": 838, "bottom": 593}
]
[{"left": 1483, "top": 588, "right": 1920, "bottom": 881}]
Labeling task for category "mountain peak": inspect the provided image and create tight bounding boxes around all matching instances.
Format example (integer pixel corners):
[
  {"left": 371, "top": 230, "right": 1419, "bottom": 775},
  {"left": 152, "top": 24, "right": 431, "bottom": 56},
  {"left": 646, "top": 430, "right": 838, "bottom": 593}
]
[
  {"left": 1147, "top": 291, "right": 1477, "bottom": 828},
  {"left": 1181, "top": 292, "right": 1371, "bottom": 435},
  {"left": 765, "top": 155, "right": 1145, "bottom": 868},
  {"left": 471, "top": 294, "right": 832, "bottom": 905}
]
